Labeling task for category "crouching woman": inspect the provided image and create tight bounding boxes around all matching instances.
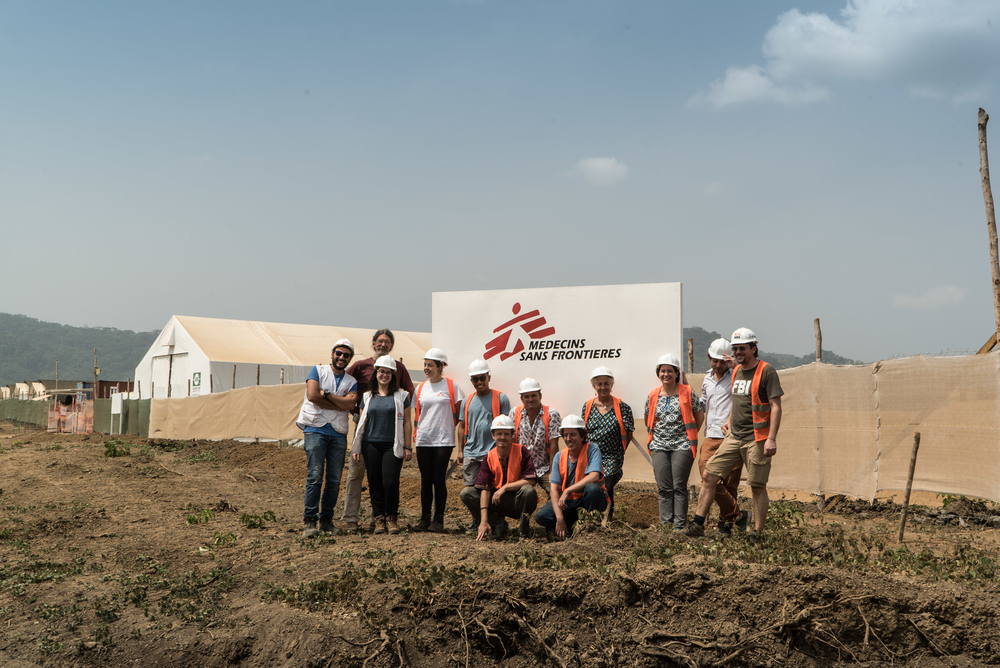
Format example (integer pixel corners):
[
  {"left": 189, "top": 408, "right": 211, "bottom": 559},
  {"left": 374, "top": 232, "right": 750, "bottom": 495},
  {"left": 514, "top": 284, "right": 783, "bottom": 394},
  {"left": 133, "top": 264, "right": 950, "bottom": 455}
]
[{"left": 533, "top": 415, "right": 608, "bottom": 540}]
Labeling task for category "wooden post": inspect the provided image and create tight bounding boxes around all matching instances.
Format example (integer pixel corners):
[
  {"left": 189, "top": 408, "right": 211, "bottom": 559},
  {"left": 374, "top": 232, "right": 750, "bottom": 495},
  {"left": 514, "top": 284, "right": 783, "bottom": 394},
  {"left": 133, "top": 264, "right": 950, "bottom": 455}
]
[
  {"left": 687, "top": 338, "right": 694, "bottom": 373},
  {"left": 256, "top": 364, "right": 260, "bottom": 386},
  {"left": 814, "top": 318, "right": 823, "bottom": 363},
  {"left": 897, "top": 432, "right": 921, "bottom": 543},
  {"left": 187, "top": 379, "right": 191, "bottom": 397},
  {"left": 210, "top": 374, "right": 213, "bottom": 393},
  {"left": 138, "top": 380, "right": 141, "bottom": 399},
  {"left": 232, "top": 365, "right": 237, "bottom": 390},
  {"left": 93, "top": 348, "right": 99, "bottom": 400},
  {"left": 979, "top": 108, "right": 1000, "bottom": 347},
  {"left": 280, "top": 368, "right": 284, "bottom": 385},
  {"left": 167, "top": 353, "right": 174, "bottom": 398}
]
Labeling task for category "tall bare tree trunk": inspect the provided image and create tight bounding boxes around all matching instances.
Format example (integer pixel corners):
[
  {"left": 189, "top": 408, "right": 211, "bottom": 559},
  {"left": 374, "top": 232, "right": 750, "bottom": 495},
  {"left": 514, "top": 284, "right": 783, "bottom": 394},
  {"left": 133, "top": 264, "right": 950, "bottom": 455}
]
[{"left": 979, "top": 109, "right": 1000, "bottom": 348}]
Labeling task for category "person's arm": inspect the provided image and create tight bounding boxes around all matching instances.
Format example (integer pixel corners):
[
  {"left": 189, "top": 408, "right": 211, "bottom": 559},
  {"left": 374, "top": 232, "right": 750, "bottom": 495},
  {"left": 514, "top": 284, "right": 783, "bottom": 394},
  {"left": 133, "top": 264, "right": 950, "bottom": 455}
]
[
  {"left": 398, "top": 363, "right": 415, "bottom": 397},
  {"left": 306, "top": 380, "right": 356, "bottom": 410},
  {"left": 402, "top": 406, "right": 413, "bottom": 461},
  {"left": 764, "top": 396, "right": 781, "bottom": 456},
  {"left": 456, "top": 418, "right": 465, "bottom": 464},
  {"left": 694, "top": 407, "right": 706, "bottom": 431},
  {"left": 491, "top": 476, "right": 535, "bottom": 504},
  {"left": 477, "top": 488, "right": 492, "bottom": 540},
  {"left": 551, "top": 481, "right": 568, "bottom": 538},
  {"left": 560, "top": 470, "right": 600, "bottom": 499}
]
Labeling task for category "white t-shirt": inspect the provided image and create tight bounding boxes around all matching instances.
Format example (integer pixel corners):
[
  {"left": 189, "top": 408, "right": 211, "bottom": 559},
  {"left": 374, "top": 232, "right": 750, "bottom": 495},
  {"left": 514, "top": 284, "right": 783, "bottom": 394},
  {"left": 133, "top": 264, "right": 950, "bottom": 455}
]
[{"left": 414, "top": 378, "right": 466, "bottom": 448}]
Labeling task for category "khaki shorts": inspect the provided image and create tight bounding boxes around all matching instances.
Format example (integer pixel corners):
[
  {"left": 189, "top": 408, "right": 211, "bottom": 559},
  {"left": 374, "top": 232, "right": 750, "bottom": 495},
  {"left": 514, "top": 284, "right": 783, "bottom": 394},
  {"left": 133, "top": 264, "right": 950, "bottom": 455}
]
[{"left": 704, "top": 433, "right": 771, "bottom": 488}]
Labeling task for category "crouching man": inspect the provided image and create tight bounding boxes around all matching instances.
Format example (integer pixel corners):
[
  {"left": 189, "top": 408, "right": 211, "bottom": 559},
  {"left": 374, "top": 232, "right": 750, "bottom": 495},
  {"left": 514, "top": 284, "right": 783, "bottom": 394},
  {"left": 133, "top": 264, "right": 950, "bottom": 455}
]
[
  {"left": 534, "top": 415, "right": 608, "bottom": 541},
  {"left": 460, "top": 415, "right": 538, "bottom": 540}
]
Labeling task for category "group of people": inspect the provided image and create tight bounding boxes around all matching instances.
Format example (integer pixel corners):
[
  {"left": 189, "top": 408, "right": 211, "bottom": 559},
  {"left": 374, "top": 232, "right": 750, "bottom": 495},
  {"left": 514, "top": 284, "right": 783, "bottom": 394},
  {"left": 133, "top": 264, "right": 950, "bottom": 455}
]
[{"left": 295, "top": 326, "right": 783, "bottom": 541}]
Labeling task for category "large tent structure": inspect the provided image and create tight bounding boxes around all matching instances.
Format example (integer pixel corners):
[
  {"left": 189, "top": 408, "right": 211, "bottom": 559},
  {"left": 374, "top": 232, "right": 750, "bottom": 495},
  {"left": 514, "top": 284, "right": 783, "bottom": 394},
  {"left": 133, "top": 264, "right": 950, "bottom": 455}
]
[{"left": 133, "top": 316, "right": 432, "bottom": 400}]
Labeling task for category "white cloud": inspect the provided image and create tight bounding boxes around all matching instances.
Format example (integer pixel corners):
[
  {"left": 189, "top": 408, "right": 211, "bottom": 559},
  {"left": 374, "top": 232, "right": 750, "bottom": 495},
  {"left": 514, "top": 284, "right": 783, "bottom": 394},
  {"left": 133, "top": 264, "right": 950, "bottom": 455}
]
[
  {"left": 690, "top": 0, "right": 1000, "bottom": 108},
  {"left": 572, "top": 157, "right": 628, "bottom": 186},
  {"left": 892, "top": 285, "right": 966, "bottom": 310}
]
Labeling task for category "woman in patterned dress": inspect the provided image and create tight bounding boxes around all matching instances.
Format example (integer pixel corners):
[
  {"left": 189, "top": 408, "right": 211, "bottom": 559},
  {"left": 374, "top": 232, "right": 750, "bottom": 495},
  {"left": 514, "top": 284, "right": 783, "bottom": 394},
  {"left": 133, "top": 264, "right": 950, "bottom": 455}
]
[
  {"left": 644, "top": 354, "right": 705, "bottom": 529},
  {"left": 581, "top": 366, "right": 634, "bottom": 525}
]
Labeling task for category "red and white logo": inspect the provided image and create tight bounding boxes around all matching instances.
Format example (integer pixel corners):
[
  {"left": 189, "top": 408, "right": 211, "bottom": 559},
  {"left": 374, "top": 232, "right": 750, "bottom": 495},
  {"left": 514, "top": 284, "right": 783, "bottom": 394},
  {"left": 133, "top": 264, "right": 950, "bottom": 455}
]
[{"left": 484, "top": 302, "right": 556, "bottom": 361}]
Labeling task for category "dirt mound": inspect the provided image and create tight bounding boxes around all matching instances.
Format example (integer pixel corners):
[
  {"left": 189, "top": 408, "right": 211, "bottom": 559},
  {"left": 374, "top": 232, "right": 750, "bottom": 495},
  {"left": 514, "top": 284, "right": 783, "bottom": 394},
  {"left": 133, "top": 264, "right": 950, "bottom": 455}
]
[{"left": 4, "top": 424, "right": 1000, "bottom": 667}]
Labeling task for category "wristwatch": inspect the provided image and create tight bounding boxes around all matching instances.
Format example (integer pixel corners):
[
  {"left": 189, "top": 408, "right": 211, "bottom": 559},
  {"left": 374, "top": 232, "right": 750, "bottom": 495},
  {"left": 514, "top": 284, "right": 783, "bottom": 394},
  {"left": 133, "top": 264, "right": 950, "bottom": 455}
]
[{"left": 323, "top": 391, "right": 331, "bottom": 400}]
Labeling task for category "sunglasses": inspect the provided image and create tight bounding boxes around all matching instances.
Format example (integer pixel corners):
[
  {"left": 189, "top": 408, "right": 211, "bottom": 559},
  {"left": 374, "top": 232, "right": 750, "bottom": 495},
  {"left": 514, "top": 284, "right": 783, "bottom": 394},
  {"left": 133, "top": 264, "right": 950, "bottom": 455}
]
[
  {"left": 333, "top": 350, "right": 353, "bottom": 358},
  {"left": 732, "top": 346, "right": 749, "bottom": 352}
]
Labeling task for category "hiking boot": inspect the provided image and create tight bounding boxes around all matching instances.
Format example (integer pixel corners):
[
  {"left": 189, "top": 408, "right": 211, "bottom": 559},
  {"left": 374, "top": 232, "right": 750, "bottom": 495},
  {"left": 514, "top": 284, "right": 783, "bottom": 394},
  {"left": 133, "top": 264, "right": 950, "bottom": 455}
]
[
  {"left": 716, "top": 521, "right": 732, "bottom": 538},
  {"left": 749, "top": 532, "right": 765, "bottom": 545},
  {"left": 387, "top": 516, "right": 400, "bottom": 535},
  {"left": 345, "top": 521, "right": 360, "bottom": 532},
  {"left": 302, "top": 519, "right": 320, "bottom": 539},
  {"left": 491, "top": 522, "right": 508, "bottom": 540},
  {"left": 465, "top": 523, "right": 478, "bottom": 536},
  {"left": 519, "top": 516, "right": 533, "bottom": 540},
  {"left": 734, "top": 511, "right": 750, "bottom": 533},
  {"left": 428, "top": 516, "right": 445, "bottom": 533},
  {"left": 368, "top": 519, "right": 376, "bottom": 534},
  {"left": 412, "top": 515, "right": 431, "bottom": 532},
  {"left": 681, "top": 522, "right": 705, "bottom": 538},
  {"left": 546, "top": 530, "right": 558, "bottom": 543},
  {"left": 320, "top": 518, "right": 342, "bottom": 535},
  {"left": 373, "top": 516, "right": 387, "bottom": 535}
]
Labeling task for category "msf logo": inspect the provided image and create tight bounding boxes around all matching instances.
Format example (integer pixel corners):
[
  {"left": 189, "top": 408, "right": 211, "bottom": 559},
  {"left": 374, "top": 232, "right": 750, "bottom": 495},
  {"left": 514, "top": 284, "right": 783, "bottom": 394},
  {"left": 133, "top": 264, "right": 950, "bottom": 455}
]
[{"left": 484, "top": 302, "right": 556, "bottom": 361}]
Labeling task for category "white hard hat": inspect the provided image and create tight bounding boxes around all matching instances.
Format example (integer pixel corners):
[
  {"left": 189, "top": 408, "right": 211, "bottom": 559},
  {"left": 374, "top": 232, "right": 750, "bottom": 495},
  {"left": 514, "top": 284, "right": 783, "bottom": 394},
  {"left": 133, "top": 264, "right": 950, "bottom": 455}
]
[
  {"left": 708, "top": 338, "right": 733, "bottom": 360},
  {"left": 518, "top": 377, "right": 542, "bottom": 394},
  {"left": 591, "top": 366, "right": 614, "bottom": 380},
  {"left": 731, "top": 327, "right": 758, "bottom": 346},
  {"left": 490, "top": 415, "right": 515, "bottom": 431},
  {"left": 656, "top": 354, "right": 681, "bottom": 370},
  {"left": 560, "top": 414, "right": 586, "bottom": 430},
  {"left": 374, "top": 355, "right": 397, "bottom": 372},
  {"left": 468, "top": 359, "right": 491, "bottom": 377},
  {"left": 424, "top": 348, "right": 448, "bottom": 364},
  {"left": 333, "top": 339, "right": 355, "bottom": 355}
]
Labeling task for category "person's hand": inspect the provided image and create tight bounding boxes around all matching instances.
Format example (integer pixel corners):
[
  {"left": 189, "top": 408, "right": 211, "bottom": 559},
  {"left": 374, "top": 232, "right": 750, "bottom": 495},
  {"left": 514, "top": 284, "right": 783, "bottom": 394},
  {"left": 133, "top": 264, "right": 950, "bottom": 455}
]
[
  {"left": 403, "top": 449, "right": 412, "bottom": 462},
  {"left": 352, "top": 453, "right": 361, "bottom": 462},
  {"left": 457, "top": 452, "right": 464, "bottom": 465},
  {"left": 558, "top": 490, "right": 570, "bottom": 510},
  {"left": 721, "top": 419, "right": 730, "bottom": 436},
  {"left": 723, "top": 354, "right": 735, "bottom": 368},
  {"left": 764, "top": 438, "right": 777, "bottom": 457},
  {"left": 491, "top": 488, "right": 504, "bottom": 505},
  {"left": 477, "top": 521, "right": 490, "bottom": 541},
  {"left": 556, "top": 518, "right": 568, "bottom": 539}
]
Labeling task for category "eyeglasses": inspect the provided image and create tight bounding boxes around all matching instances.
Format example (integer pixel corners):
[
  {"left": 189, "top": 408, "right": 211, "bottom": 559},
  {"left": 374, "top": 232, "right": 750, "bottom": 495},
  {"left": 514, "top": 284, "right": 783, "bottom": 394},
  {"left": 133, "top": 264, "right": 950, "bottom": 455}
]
[
  {"left": 376, "top": 368, "right": 393, "bottom": 375},
  {"left": 333, "top": 350, "right": 352, "bottom": 358}
]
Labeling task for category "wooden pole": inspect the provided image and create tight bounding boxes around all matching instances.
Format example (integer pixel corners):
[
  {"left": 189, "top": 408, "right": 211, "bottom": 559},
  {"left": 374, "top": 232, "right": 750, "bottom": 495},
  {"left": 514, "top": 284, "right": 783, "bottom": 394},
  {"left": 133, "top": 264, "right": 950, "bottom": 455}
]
[
  {"left": 814, "top": 318, "right": 823, "bottom": 363},
  {"left": 687, "top": 338, "right": 694, "bottom": 373},
  {"left": 232, "top": 365, "right": 237, "bottom": 391},
  {"left": 280, "top": 368, "right": 284, "bottom": 385},
  {"left": 897, "top": 432, "right": 921, "bottom": 543},
  {"left": 979, "top": 108, "right": 1000, "bottom": 347},
  {"left": 256, "top": 364, "right": 260, "bottom": 386},
  {"left": 167, "top": 353, "right": 174, "bottom": 398},
  {"left": 93, "top": 348, "right": 99, "bottom": 400},
  {"left": 187, "top": 379, "right": 191, "bottom": 397}
]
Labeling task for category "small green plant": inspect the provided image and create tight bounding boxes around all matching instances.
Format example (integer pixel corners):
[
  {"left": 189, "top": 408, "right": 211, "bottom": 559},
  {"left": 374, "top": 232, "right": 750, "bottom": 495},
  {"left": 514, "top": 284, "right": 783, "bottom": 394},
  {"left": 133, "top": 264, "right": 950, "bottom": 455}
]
[
  {"left": 103, "top": 438, "right": 130, "bottom": 458},
  {"left": 240, "top": 511, "right": 277, "bottom": 530},
  {"left": 212, "top": 532, "right": 237, "bottom": 546},
  {"left": 92, "top": 622, "right": 112, "bottom": 645},
  {"left": 765, "top": 500, "right": 804, "bottom": 530},
  {"left": 38, "top": 634, "right": 62, "bottom": 654},
  {"left": 939, "top": 494, "right": 990, "bottom": 514},
  {"left": 185, "top": 509, "right": 215, "bottom": 525},
  {"left": 186, "top": 451, "right": 217, "bottom": 463}
]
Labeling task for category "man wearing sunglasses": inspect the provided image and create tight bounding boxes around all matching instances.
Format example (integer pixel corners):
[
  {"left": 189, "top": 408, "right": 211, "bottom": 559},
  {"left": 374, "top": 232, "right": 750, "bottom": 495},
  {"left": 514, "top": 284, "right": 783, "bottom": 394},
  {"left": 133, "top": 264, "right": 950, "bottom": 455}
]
[
  {"left": 295, "top": 339, "right": 358, "bottom": 538},
  {"left": 683, "top": 327, "right": 783, "bottom": 541}
]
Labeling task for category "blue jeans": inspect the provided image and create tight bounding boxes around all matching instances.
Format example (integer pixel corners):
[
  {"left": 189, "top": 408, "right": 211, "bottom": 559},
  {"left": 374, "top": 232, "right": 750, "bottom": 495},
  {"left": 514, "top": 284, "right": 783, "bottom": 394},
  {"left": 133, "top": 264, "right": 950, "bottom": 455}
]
[
  {"left": 534, "top": 483, "right": 608, "bottom": 536},
  {"left": 303, "top": 431, "right": 347, "bottom": 522}
]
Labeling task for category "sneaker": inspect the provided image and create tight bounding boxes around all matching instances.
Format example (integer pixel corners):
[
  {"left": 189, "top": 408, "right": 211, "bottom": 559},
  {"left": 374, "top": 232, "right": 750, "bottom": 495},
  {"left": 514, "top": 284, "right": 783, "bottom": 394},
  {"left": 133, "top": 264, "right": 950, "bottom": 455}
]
[
  {"left": 302, "top": 519, "right": 320, "bottom": 539},
  {"left": 387, "top": 516, "right": 400, "bottom": 535},
  {"left": 716, "top": 521, "right": 732, "bottom": 538},
  {"left": 428, "top": 517, "right": 445, "bottom": 533},
  {"left": 345, "top": 521, "right": 360, "bottom": 532},
  {"left": 681, "top": 522, "right": 705, "bottom": 538},
  {"left": 734, "top": 511, "right": 750, "bottom": 533},
  {"left": 412, "top": 515, "right": 431, "bottom": 532},
  {"left": 319, "top": 518, "right": 342, "bottom": 535}
]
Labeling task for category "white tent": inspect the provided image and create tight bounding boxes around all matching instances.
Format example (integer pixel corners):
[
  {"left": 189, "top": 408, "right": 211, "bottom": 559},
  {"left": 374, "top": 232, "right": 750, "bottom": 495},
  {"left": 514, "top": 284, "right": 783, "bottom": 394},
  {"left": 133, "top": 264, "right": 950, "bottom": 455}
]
[{"left": 133, "top": 316, "right": 432, "bottom": 400}]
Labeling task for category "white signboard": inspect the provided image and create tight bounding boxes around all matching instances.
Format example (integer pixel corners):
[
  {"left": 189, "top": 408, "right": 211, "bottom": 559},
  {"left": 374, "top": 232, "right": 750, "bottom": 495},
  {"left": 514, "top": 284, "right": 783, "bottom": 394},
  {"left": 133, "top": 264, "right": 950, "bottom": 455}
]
[{"left": 432, "top": 283, "right": 683, "bottom": 444}]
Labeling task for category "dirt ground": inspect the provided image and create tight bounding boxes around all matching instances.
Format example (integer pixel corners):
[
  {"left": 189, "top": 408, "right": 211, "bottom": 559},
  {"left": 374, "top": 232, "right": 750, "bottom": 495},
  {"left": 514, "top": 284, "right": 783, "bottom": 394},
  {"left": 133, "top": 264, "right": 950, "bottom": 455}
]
[{"left": 3, "top": 421, "right": 1000, "bottom": 667}]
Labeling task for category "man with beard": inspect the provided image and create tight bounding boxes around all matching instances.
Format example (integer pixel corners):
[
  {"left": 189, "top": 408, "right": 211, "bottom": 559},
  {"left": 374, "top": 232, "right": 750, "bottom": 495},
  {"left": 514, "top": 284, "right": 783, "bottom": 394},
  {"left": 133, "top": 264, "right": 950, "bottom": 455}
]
[{"left": 295, "top": 339, "right": 358, "bottom": 538}]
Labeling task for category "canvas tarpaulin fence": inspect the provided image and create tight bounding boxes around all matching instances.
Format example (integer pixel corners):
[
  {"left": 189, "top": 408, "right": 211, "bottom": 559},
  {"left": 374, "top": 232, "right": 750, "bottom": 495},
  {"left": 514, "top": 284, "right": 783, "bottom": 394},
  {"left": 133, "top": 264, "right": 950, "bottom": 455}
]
[
  {"left": 146, "top": 353, "right": 1000, "bottom": 499},
  {"left": 0, "top": 399, "right": 48, "bottom": 427}
]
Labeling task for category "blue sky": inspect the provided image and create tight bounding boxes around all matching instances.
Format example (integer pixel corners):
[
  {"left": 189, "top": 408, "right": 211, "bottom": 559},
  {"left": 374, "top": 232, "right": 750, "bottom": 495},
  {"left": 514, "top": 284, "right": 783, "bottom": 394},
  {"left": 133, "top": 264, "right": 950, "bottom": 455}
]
[{"left": 2, "top": 0, "right": 998, "bottom": 361}]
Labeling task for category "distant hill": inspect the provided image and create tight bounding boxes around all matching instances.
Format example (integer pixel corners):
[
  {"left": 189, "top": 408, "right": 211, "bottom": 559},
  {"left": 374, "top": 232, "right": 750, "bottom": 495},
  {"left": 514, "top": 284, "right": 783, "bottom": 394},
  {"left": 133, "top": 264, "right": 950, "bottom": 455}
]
[
  {"left": 683, "top": 326, "right": 864, "bottom": 373},
  {"left": 0, "top": 314, "right": 864, "bottom": 388},
  {"left": 0, "top": 313, "right": 159, "bottom": 387}
]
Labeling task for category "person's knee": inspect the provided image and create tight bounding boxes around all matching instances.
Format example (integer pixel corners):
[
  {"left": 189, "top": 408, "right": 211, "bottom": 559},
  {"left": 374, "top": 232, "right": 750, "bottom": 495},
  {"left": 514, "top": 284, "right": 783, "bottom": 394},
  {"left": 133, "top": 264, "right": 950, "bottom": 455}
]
[{"left": 459, "top": 487, "right": 478, "bottom": 504}]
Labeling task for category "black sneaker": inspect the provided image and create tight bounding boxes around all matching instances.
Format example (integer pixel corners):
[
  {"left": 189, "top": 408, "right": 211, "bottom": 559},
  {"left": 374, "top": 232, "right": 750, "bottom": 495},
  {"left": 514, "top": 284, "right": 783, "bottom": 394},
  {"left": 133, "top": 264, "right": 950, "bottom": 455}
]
[
  {"left": 716, "top": 521, "right": 732, "bottom": 537},
  {"left": 428, "top": 517, "right": 445, "bottom": 533},
  {"left": 491, "top": 523, "right": 508, "bottom": 540},
  {"left": 734, "top": 511, "right": 750, "bottom": 533}
]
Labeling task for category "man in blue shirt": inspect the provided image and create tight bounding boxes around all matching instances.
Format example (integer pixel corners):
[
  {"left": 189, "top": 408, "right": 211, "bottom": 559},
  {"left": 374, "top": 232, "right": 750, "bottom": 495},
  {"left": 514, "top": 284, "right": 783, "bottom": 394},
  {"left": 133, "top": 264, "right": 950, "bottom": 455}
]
[{"left": 295, "top": 338, "right": 358, "bottom": 537}]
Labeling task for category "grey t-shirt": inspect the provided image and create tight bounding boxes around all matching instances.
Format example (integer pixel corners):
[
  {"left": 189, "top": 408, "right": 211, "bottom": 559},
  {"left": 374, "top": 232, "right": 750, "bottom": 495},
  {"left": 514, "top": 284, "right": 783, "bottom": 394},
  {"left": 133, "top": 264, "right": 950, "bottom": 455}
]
[
  {"left": 360, "top": 394, "right": 411, "bottom": 443},
  {"left": 730, "top": 362, "right": 783, "bottom": 440}
]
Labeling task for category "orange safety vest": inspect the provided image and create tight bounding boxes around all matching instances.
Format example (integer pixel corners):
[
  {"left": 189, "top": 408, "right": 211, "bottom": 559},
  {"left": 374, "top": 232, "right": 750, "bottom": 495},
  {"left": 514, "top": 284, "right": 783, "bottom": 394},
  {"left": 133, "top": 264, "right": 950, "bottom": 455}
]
[
  {"left": 413, "top": 378, "right": 457, "bottom": 439},
  {"left": 463, "top": 389, "right": 502, "bottom": 427},
  {"left": 486, "top": 443, "right": 524, "bottom": 489},
  {"left": 731, "top": 360, "right": 773, "bottom": 441},
  {"left": 645, "top": 385, "right": 698, "bottom": 458},
  {"left": 513, "top": 405, "right": 550, "bottom": 443},
  {"left": 583, "top": 397, "right": 628, "bottom": 450},
  {"left": 557, "top": 446, "right": 608, "bottom": 501}
]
